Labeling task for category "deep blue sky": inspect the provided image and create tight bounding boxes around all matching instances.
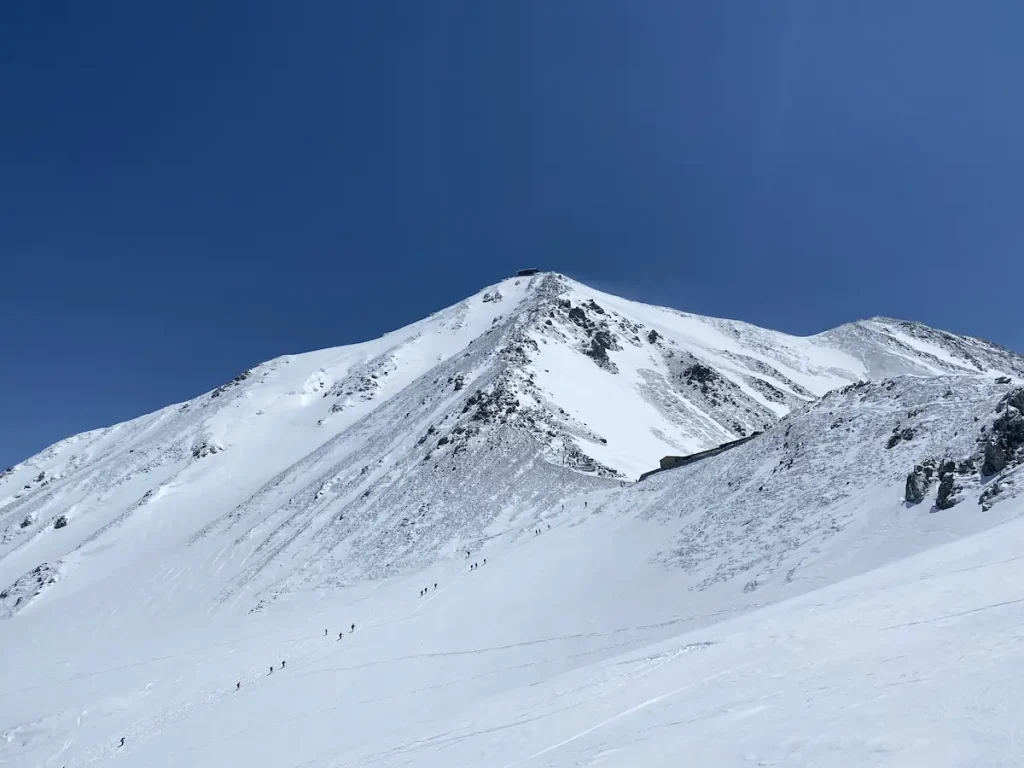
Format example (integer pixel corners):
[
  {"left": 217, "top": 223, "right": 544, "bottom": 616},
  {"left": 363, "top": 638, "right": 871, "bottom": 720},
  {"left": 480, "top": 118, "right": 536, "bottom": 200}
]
[{"left": 2, "top": 1, "right": 1022, "bottom": 468}]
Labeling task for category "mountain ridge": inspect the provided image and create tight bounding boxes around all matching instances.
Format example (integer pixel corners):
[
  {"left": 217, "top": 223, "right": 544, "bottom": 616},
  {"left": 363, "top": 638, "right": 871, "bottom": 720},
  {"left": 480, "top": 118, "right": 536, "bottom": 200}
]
[{"left": 1, "top": 272, "right": 1022, "bottom": 615}]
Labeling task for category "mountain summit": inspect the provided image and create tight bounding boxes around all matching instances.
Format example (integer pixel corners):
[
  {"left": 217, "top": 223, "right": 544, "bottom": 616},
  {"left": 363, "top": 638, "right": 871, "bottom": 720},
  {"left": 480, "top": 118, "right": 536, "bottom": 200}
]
[{"left": 1, "top": 272, "right": 1021, "bottom": 610}]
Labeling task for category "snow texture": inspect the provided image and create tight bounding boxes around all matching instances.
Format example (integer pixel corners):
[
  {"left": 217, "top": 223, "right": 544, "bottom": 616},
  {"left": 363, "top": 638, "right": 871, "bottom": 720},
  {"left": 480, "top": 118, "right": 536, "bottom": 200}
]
[{"left": 2, "top": 271, "right": 1024, "bottom": 767}]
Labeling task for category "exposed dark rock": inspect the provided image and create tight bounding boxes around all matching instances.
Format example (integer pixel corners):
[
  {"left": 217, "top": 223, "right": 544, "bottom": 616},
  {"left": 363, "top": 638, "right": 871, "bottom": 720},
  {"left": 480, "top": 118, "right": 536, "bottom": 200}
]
[
  {"left": 192, "top": 441, "right": 221, "bottom": 459},
  {"left": 996, "top": 376, "right": 1012, "bottom": 384},
  {"left": 19, "top": 516, "right": 32, "bottom": 529},
  {"left": 585, "top": 330, "right": 616, "bottom": 369},
  {"left": 982, "top": 440, "right": 1009, "bottom": 476},
  {"left": 35, "top": 471, "right": 45, "bottom": 482},
  {"left": 53, "top": 515, "right": 68, "bottom": 529},
  {"left": 886, "top": 426, "right": 916, "bottom": 449},
  {"left": 1003, "top": 388, "right": 1024, "bottom": 414},
  {"left": 905, "top": 466, "right": 931, "bottom": 504},
  {"left": 567, "top": 306, "right": 589, "bottom": 327},
  {"left": 979, "top": 481, "right": 1003, "bottom": 510},
  {"left": 646, "top": 329, "right": 660, "bottom": 344},
  {"left": 980, "top": 398, "right": 1024, "bottom": 476},
  {"left": 683, "top": 363, "right": 716, "bottom": 386},
  {"left": 211, "top": 369, "right": 252, "bottom": 399},
  {"left": 935, "top": 472, "right": 960, "bottom": 510},
  {"left": 956, "top": 457, "right": 976, "bottom": 475}
]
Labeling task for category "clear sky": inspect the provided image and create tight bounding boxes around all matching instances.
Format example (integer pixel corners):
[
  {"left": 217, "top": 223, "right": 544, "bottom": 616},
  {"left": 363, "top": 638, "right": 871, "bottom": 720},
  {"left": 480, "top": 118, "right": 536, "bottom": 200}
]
[{"left": 2, "top": 1, "right": 1022, "bottom": 469}]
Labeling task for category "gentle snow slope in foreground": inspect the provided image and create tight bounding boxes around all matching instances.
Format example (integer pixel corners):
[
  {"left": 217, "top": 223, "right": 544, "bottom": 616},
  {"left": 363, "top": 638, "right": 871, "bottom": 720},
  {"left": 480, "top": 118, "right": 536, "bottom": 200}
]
[{"left": 3, "top": 493, "right": 1024, "bottom": 767}]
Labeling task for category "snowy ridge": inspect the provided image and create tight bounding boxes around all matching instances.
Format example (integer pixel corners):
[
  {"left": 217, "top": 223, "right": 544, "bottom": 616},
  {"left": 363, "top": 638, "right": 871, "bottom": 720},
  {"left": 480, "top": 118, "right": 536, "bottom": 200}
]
[
  {"left": 1, "top": 272, "right": 1022, "bottom": 613},
  {"left": 3, "top": 273, "right": 1024, "bottom": 766}
]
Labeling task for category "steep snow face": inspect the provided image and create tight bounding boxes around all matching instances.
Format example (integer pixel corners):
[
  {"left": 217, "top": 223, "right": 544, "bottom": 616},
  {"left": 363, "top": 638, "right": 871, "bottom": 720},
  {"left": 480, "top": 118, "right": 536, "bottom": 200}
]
[{"left": 1, "top": 272, "right": 1021, "bottom": 616}]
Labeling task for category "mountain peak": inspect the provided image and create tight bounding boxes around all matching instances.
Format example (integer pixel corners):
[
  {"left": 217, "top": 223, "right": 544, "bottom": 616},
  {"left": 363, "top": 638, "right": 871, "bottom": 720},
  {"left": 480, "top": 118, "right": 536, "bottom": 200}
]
[{"left": 2, "top": 278, "right": 1023, "bottom": 614}]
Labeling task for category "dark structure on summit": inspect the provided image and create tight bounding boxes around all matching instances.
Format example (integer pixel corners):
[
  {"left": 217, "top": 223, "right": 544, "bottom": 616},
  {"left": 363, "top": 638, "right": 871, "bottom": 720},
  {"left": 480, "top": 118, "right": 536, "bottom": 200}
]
[
  {"left": 638, "top": 433, "right": 762, "bottom": 482},
  {"left": 516, "top": 268, "right": 541, "bottom": 277}
]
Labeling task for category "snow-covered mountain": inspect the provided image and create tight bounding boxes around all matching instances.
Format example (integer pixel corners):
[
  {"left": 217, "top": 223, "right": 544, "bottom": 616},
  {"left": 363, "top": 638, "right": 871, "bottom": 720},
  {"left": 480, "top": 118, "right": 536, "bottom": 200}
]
[
  {"left": 2, "top": 272, "right": 1022, "bottom": 616},
  {"left": 4, "top": 271, "right": 1024, "bottom": 767}
]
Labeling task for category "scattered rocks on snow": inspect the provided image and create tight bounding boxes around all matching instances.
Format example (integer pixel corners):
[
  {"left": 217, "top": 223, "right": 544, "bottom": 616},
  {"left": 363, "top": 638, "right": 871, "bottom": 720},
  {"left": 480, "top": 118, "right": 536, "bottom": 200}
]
[
  {"left": 191, "top": 440, "right": 222, "bottom": 459},
  {"left": 211, "top": 369, "right": 252, "bottom": 399},
  {"left": 886, "top": 425, "right": 916, "bottom": 449},
  {"left": 481, "top": 290, "right": 503, "bottom": 304},
  {"left": 682, "top": 364, "right": 721, "bottom": 396},
  {"left": 0, "top": 562, "right": 59, "bottom": 618}
]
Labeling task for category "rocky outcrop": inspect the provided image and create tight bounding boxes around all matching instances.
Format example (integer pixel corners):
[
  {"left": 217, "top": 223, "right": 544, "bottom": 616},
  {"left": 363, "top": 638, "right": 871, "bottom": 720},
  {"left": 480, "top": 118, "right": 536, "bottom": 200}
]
[
  {"left": 211, "top": 369, "right": 252, "bottom": 399},
  {"left": 905, "top": 464, "right": 932, "bottom": 504},
  {"left": 53, "top": 515, "right": 68, "bottom": 529},
  {"left": 935, "top": 461, "right": 961, "bottom": 510},
  {"left": 981, "top": 389, "right": 1024, "bottom": 476},
  {"left": 887, "top": 426, "right": 916, "bottom": 449},
  {"left": 191, "top": 440, "right": 222, "bottom": 459},
  {"left": 0, "top": 563, "right": 60, "bottom": 619}
]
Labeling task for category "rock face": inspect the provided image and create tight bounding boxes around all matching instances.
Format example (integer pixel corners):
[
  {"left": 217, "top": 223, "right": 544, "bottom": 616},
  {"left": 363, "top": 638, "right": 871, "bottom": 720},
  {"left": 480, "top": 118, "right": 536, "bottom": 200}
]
[
  {"left": 905, "top": 465, "right": 931, "bottom": 504},
  {"left": 981, "top": 389, "right": 1024, "bottom": 476},
  {"left": 935, "top": 470, "right": 961, "bottom": 510}
]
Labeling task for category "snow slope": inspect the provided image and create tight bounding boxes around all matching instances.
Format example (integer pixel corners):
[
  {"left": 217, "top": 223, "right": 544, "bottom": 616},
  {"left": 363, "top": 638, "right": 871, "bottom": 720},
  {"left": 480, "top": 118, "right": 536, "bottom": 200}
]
[
  {"left": 2, "top": 369, "right": 1024, "bottom": 766},
  {"left": 3, "top": 272, "right": 1021, "bottom": 617}
]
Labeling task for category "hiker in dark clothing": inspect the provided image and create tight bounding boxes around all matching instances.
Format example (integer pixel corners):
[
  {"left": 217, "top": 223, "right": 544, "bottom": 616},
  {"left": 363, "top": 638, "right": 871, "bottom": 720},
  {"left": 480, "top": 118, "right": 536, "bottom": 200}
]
[
  {"left": 325, "top": 628, "right": 328, "bottom": 636},
  {"left": 237, "top": 682, "right": 241, "bottom": 690},
  {"left": 434, "top": 582, "right": 437, "bottom": 589},
  {"left": 269, "top": 666, "right": 273, "bottom": 674},
  {"left": 351, "top": 623, "right": 355, "bottom": 632},
  {"left": 281, "top": 660, "right": 286, "bottom": 669},
  {"left": 338, "top": 632, "right": 343, "bottom": 640},
  {"left": 482, "top": 559, "right": 486, "bottom": 565},
  {"left": 119, "top": 737, "right": 125, "bottom": 747}
]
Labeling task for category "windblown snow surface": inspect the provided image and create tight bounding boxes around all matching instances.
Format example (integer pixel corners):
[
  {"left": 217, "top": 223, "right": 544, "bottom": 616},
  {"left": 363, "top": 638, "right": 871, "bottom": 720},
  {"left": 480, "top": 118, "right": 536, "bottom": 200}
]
[{"left": 3, "top": 273, "right": 1024, "bottom": 766}]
